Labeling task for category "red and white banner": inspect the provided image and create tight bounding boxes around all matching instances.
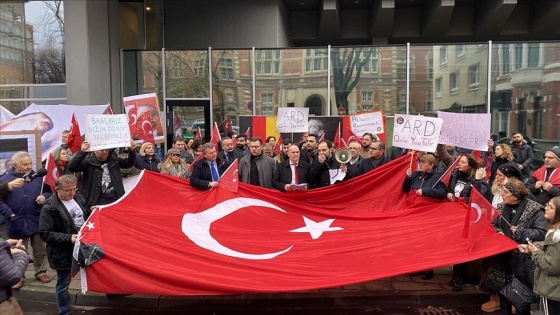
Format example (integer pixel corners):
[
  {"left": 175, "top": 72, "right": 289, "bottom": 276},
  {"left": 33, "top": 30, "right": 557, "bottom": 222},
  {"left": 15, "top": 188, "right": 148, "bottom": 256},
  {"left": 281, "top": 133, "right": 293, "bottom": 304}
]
[{"left": 75, "top": 155, "right": 516, "bottom": 295}]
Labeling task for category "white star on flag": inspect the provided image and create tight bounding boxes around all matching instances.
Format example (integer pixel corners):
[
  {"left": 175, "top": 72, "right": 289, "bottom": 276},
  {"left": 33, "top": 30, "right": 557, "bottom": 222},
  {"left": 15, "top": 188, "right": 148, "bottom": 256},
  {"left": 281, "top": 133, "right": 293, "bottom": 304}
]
[
  {"left": 85, "top": 221, "right": 95, "bottom": 230},
  {"left": 290, "top": 216, "right": 343, "bottom": 240}
]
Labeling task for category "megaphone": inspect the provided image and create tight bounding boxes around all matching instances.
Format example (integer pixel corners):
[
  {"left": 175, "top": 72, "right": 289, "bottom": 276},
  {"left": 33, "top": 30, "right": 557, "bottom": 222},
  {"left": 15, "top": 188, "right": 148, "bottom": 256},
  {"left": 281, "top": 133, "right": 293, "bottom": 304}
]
[{"left": 335, "top": 148, "right": 352, "bottom": 164}]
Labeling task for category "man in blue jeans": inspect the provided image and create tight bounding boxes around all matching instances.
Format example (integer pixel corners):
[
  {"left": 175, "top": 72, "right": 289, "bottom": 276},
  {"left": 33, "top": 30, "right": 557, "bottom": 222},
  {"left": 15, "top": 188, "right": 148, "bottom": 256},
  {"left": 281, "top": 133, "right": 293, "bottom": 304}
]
[{"left": 40, "top": 175, "right": 91, "bottom": 315}]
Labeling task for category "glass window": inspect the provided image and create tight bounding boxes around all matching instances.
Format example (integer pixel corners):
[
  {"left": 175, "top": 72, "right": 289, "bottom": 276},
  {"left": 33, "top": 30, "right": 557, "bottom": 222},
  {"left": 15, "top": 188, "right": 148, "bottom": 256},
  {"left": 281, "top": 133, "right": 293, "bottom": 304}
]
[
  {"left": 261, "top": 92, "right": 274, "bottom": 116},
  {"left": 502, "top": 44, "right": 510, "bottom": 74},
  {"left": 193, "top": 55, "right": 207, "bottom": 76},
  {"left": 426, "top": 90, "right": 433, "bottom": 112},
  {"left": 468, "top": 63, "right": 480, "bottom": 88},
  {"left": 170, "top": 58, "right": 184, "bottom": 78},
  {"left": 450, "top": 71, "right": 459, "bottom": 93},
  {"left": 435, "top": 77, "right": 442, "bottom": 98},
  {"left": 256, "top": 50, "right": 281, "bottom": 75},
  {"left": 164, "top": 50, "right": 209, "bottom": 98},
  {"left": 456, "top": 45, "right": 466, "bottom": 58},
  {"left": 514, "top": 44, "right": 523, "bottom": 69},
  {"left": 427, "top": 53, "right": 433, "bottom": 79},
  {"left": 440, "top": 46, "right": 448, "bottom": 66},
  {"left": 396, "top": 50, "right": 407, "bottom": 80},
  {"left": 361, "top": 91, "right": 373, "bottom": 102},
  {"left": 305, "top": 49, "right": 328, "bottom": 73},
  {"left": 361, "top": 49, "right": 379, "bottom": 73},
  {"left": 219, "top": 57, "right": 234, "bottom": 80},
  {"left": 528, "top": 43, "right": 540, "bottom": 67}
]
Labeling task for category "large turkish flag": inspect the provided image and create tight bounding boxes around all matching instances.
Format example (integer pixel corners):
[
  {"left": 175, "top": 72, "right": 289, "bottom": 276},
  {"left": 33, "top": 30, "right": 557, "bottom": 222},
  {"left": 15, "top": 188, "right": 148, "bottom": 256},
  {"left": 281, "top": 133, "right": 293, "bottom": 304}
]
[{"left": 74, "top": 155, "right": 516, "bottom": 295}]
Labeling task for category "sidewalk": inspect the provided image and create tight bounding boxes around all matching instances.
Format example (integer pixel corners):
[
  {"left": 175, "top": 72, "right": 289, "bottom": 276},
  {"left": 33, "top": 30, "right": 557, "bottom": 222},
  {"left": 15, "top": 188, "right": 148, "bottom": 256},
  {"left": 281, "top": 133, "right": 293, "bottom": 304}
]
[{"left": 15, "top": 263, "right": 491, "bottom": 311}]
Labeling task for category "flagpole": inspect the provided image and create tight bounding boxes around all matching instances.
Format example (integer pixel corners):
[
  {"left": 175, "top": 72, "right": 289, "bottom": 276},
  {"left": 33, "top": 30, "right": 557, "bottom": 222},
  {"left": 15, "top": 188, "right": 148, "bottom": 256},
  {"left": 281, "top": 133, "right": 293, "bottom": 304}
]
[
  {"left": 409, "top": 150, "right": 415, "bottom": 170},
  {"left": 432, "top": 156, "right": 459, "bottom": 188}
]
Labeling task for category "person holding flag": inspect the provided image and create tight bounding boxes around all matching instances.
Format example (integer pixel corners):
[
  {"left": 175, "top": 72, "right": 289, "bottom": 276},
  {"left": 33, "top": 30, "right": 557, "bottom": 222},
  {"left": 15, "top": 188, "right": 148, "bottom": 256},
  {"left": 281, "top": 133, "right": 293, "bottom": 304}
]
[
  {"left": 526, "top": 146, "right": 560, "bottom": 206},
  {"left": 190, "top": 143, "right": 228, "bottom": 190},
  {"left": 492, "top": 178, "right": 547, "bottom": 315}
]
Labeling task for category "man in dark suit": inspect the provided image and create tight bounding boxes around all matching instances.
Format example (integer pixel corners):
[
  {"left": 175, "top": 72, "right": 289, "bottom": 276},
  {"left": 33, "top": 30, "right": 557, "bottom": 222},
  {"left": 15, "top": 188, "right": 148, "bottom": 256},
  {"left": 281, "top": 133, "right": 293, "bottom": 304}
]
[
  {"left": 217, "top": 137, "right": 242, "bottom": 167},
  {"left": 273, "top": 145, "right": 312, "bottom": 192},
  {"left": 189, "top": 143, "right": 227, "bottom": 190},
  {"left": 357, "top": 140, "right": 389, "bottom": 175}
]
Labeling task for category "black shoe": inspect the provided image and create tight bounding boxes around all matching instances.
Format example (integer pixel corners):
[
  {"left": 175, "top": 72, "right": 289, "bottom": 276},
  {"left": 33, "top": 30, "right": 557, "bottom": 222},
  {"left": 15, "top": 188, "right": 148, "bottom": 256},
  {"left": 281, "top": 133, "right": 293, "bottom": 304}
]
[
  {"left": 421, "top": 270, "right": 434, "bottom": 280},
  {"left": 450, "top": 277, "right": 464, "bottom": 292}
]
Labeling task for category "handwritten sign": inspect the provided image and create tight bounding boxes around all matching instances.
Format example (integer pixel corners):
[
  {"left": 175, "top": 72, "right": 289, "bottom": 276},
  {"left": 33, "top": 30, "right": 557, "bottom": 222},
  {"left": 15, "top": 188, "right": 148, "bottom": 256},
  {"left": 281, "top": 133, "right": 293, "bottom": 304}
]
[
  {"left": 349, "top": 111, "right": 384, "bottom": 135},
  {"left": 85, "top": 114, "right": 131, "bottom": 151},
  {"left": 276, "top": 108, "right": 309, "bottom": 133},
  {"left": 392, "top": 114, "right": 443, "bottom": 152},
  {"left": 437, "top": 111, "right": 490, "bottom": 151}
]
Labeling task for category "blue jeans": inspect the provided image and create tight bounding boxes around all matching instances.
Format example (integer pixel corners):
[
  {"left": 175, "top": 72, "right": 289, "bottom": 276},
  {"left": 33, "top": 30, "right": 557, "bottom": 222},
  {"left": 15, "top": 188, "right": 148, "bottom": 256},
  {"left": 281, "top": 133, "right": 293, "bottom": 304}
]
[{"left": 55, "top": 270, "right": 72, "bottom": 315}]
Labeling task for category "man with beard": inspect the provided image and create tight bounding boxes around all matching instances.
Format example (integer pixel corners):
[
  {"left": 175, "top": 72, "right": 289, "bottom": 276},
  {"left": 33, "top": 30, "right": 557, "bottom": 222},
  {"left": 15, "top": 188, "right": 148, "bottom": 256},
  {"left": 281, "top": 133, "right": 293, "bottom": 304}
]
[
  {"left": 299, "top": 134, "right": 319, "bottom": 165},
  {"left": 310, "top": 140, "right": 353, "bottom": 188},
  {"left": 234, "top": 134, "right": 248, "bottom": 157},
  {"left": 274, "top": 139, "right": 292, "bottom": 164},
  {"left": 238, "top": 137, "right": 276, "bottom": 188},
  {"left": 217, "top": 137, "right": 242, "bottom": 167},
  {"left": 357, "top": 140, "right": 389, "bottom": 175},
  {"left": 510, "top": 132, "right": 534, "bottom": 181},
  {"left": 359, "top": 133, "right": 377, "bottom": 159},
  {"left": 526, "top": 146, "right": 560, "bottom": 206}
]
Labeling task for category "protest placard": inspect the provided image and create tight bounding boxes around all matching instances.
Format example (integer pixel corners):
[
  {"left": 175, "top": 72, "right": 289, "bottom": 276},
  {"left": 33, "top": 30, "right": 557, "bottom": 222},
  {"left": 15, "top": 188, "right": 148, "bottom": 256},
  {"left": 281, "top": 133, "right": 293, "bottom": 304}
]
[
  {"left": 349, "top": 111, "right": 384, "bottom": 135},
  {"left": 437, "top": 111, "right": 490, "bottom": 151},
  {"left": 85, "top": 114, "right": 131, "bottom": 151},
  {"left": 392, "top": 114, "right": 443, "bottom": 152},
  {"left": 276, "top": 108, "right": 309, "bottom": 133}
]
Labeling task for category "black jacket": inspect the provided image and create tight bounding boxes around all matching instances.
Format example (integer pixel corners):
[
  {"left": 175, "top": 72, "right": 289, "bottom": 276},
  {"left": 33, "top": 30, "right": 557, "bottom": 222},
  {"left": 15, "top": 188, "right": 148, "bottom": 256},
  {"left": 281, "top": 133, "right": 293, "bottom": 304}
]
[
  {"left": 217, "top": 150, "right": 244, "bottom": 168},
  {"left": 310, "top": 156, "right": 353, "bottom": 188},
  {"left": 356, "top": 156, "right": 389, "bottom": 176},
  {"left": 189, "top": 158, "right": 227, "bottom": 190},
  {"left": 39, "top": 193, "right": 91, "bottom": 271},
  {"left": 273, "top": 160, "right": 313, "bottom": 191},
  {"left": 447, "top": 169, "right": 487, "bottom": 204},
  {"left": 402, "top": 171, "right": 446, "bottom": 200},
  {"left": 67, "top": 149, "right": 136, "bottom": 208}
]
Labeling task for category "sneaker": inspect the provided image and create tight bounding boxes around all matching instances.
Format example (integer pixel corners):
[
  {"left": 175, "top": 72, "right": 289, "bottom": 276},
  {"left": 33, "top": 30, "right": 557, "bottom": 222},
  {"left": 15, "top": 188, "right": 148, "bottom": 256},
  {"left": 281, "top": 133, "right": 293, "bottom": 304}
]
[{"left": 12, "top": 279, "right": 24, "bottom": 289}]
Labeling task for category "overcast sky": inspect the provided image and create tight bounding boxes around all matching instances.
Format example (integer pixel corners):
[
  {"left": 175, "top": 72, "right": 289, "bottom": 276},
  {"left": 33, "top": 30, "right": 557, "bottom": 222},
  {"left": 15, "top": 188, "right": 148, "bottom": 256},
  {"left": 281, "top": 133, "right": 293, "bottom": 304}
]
[{"left": 24, "top": 1, "right": 63, "bottom": 47}]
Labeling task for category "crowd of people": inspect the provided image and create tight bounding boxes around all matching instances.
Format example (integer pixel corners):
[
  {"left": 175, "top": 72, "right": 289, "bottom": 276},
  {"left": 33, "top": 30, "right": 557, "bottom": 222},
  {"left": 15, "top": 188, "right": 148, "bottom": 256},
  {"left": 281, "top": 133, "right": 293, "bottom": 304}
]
[{"left": 0, "top": 128, "right": 559, "bottom": 315}]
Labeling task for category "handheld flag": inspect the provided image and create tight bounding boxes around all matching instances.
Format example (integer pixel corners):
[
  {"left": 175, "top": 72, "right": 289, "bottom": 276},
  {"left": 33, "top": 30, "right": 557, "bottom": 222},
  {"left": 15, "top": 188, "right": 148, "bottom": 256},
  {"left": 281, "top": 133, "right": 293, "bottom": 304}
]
[
  {"left": 67, "top": 113, "right": 82, "bottom": 154},
  {"left": 433, "top": 156, "right": 460, "bottom": 188},
  {"left": 211, "top": 122, "right": 221, "bottom": 146},
  {"left": 345, "top": 127, "right": 362, "bottom": 145},
  {"left": 194, "top": 127, "right": 202, "bottom": 141},
  {"left": 136, "top": 111, "right": 155, "bottom": 143},
  {"left": 273, "top": 137, "right": 283, "bottom": 155},
  {"left": 106, "top": 104, "right": 113, "bottom": 115},
  {"left": 44, "top": 152, "right": 57, "bottom": 191},
  {"left": 244, "top": 126, "right": 251, "bottom": 138},
  {"left": 470, "top": 186, "right": 499, "bottom": 222},
  {"left": 219, "top": 159, "right": 239, "bottom": 193},
  {"left": 333, "top": 122, "right": 341, "bottom": 149},
  {"left": 222, "top": 117, "right": 233, "bottom": 135}
]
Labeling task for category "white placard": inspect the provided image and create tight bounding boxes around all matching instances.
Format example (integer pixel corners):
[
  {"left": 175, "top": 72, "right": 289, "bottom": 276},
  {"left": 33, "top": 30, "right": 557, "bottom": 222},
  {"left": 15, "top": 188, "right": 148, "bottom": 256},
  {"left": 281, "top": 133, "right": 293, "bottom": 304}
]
[
  {"left": 276, "top": 108, "right": 309, "bottom": 133},
  {"left": 349, "top": 111, "right": 384, "bottom": 135},
  {"left": 437, "top": 111, "right": 491, "bottom": 151},
  {"left": 84, "top": 114, "right": 131, "bottom": 151},
  {"left": 392, "top": 114, "right": 443, "bottom": 152}
]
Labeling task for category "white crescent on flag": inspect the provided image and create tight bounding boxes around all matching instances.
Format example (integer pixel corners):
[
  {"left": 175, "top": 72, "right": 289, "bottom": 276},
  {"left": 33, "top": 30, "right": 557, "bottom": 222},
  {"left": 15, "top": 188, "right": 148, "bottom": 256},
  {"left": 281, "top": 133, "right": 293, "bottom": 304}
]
[{"left": 470, "top": 203, "right": 482, "bottom": 223}]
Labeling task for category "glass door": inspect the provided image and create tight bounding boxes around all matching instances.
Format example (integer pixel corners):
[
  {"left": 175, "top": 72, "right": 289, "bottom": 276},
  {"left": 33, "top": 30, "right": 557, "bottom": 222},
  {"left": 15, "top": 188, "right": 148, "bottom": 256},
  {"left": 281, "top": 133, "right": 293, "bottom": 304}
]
[{"left": 166, "top": 99, "right": 210, "bottom": 150}]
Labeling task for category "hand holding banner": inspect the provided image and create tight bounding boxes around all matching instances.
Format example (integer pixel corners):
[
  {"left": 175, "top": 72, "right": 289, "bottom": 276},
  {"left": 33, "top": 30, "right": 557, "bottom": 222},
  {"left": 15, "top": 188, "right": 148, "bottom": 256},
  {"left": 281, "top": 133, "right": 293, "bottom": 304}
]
[{"left": 392, "top": 114, "right": 443, "bottom": 152}]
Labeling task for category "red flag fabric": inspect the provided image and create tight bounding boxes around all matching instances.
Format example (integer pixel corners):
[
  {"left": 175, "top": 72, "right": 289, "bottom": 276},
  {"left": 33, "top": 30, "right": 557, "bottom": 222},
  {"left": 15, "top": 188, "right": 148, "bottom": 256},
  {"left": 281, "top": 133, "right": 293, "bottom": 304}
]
[
  {"left": 333, "top": 122, "right": 341, "bottom": 149},
  {"left": 135, "top": 111, "right": 155, "bottom": 144},
  {"left": 194, "top": 127, "right": 202, "bottom": 141},
  {"left": 219, "top": 159, "right": 239, "bottom": 193},
  {"left": 210, "top": 122, "right": 221, "bottom": 146},
  {"left": 222, "top": 117, "right": 233, "bottom": 135},
  {"left": 188, "top": 153, "right": 204, "bottom": 172},
  {"left": 127, "top": 105, "right": 138, "bottom": 137},
  {"left": 244, "top": 126, "right": 251, "bottom": 138},
  {"left": 318, "top": 134, "right": 325, "bottom": 142},
  {"left": 44, "top": 152, "right": 57, "bottom": 191},
  {"left": 470, "top": 186, "right": 499, "bottom": 222},
  {"left": 273, "top": 137, "right": 283, "bottom": 155},
  {"left": 76, "top": 154, "right": 516, "bottom": 295},
  {"left": 463, "top": 195, "right": 495, "bottom": 253},
  {"left": 434, "top": 156, "right": 460, "bottom": 188},
  {"left": 345, "top": 127, "right": 362, "bottom": 145},
  {"left": 532, "top": 166, "right": 560, "bottom": 186},
  {"left": 67, "top": 113, "right": 82, "bottom": 154},
  {"left": 106, "top": 105, "right": 113, "bottom": 115}
]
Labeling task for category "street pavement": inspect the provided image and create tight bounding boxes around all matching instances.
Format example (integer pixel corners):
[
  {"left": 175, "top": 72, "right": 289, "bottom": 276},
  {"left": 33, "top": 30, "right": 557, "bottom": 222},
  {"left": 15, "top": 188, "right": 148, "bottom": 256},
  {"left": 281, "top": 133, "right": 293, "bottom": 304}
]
[{"left": 14, "top": 263, "right": 508, "bottom": 315}]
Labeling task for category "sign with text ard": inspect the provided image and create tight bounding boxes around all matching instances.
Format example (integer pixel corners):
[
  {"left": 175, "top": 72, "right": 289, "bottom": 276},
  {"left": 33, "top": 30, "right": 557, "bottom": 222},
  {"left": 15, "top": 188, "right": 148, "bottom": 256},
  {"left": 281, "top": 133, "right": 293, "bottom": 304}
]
[
  {"left": 437, "top": 111, "right": 490, "bottom": 151},
  {"left": 349, "top": 111, "right": 384, "bottom": 135},
  {"left": 392, "top": 114, "right": 443, "bottom": 152},
  {"left": 85, "top": 114, "right": 131, "bottom": 151},
  {"left": 276, "top": 108, "right": 309, "bottom": 133}
]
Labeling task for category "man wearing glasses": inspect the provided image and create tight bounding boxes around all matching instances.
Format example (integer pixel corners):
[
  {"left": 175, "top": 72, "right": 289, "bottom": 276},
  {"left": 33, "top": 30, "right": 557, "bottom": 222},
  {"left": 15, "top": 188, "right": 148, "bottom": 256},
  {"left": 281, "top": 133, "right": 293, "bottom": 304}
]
[
  {"left": 40, "top": 174, "right": 91, "bottom": 315},
  {"left": 357, "top": 140, "right": 388, "bottom": 176},
  {"left": 238, "top": 137, "right": 276, "bottom": 188}
]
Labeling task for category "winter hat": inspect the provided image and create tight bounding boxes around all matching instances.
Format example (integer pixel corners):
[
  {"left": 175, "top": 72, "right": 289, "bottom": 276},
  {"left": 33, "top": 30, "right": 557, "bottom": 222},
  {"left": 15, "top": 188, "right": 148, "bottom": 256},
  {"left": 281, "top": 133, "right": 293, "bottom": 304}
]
[
  {"left": 167, "top": 148, "right": 181, "bottom": 155},
  {"left": 548, "top": 146, "right": 560, "bottom": 161},
  {"left": 498, "top": 162, "right": 522, "bottom": 180}
]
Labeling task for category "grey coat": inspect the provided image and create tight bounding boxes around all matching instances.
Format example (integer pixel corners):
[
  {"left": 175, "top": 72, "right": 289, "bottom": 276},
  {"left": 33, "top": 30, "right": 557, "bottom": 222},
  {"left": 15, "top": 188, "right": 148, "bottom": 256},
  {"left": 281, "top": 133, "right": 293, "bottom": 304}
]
[
  {"left": 0, "top": 238, "right": 29, "bottom": 303},
  {"left": 532, "top": 229, "right": 560, "bottom": 301},
  {"left": 238, "top": 153, "right": 276, "bottom": 188}
]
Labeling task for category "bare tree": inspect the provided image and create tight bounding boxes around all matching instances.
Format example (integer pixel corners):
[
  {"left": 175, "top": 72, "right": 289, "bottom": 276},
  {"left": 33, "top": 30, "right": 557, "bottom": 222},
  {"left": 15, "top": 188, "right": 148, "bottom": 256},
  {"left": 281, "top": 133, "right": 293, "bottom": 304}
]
[
  {"left": 331, "top": 47, "right": 374, "bottom": 113},
  {"left": 33, "top": 1, "right": 65, "bottom": 83}
]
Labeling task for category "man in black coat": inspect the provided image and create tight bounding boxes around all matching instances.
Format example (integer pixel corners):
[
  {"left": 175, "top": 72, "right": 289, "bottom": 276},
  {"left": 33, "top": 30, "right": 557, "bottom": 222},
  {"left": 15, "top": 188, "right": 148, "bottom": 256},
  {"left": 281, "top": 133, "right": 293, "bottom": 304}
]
[
  {"left": 190, "top": 143, "right": 228, "bottom": 190},
  {"left": 39, "top": 174, "right": 91, "bottom": 315},
  {"left": 67, "top": 140, "right": 136, "bottom": 209},
  {"left": 217, "top": 137, "right": 243, "bottom": 168},
  {"left": 273, "top": 145, "right": 313, "bottom": 192},
  {"left": 357, "top": 141, "right": 389, "bottom": 176},
  {"left": 311, "top": 140, "right": 353, "bottom": 188}
]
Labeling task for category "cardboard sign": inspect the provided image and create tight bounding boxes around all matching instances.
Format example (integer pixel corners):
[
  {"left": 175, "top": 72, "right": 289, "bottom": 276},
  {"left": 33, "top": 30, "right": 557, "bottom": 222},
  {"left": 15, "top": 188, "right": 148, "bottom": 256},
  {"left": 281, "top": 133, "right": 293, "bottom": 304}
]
[
  {"left": 349, "top": 111, "right": 384, "bottom": 135},
  {"left": 392, "top": 114, "right": 443, "bottom": 152},
  {"left": 276, "top": 108, "right": 309, "bottom": 133},
  {"left": 85, "top": 114, "right": 131, "bottom": 151},
  {"left": 437, "top": 111, "right": 491, "bottom": 151}
]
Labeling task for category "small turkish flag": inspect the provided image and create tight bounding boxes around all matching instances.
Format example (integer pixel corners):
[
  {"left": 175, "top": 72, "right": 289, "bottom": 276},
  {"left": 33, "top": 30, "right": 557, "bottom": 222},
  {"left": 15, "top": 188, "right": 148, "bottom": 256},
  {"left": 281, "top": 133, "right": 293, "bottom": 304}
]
[
  {"left": 333, "top": 122, "right": 341, "bottom": 149},
  {"left": 210, "top": 122, "right": 221, "bottom": 146},
  {"left": 434, "top": 156, "right": 460, "bottom": 188},
  {"left": 194, "top": 127, "right": 202, "bottom": 141},
  {"left": 470, "top": 186, "right": 499, "bottom": 222},
  {"left": 67, "top": 113, "right": 82, "bottom": 154},
  {"left": 463, "top": 190, "right": 497, "bottom": 253},
  {"left": 219, "top": 159, "right": 239, "bottom": 193},
  {"left": 222, "top": 117, "right": 233, "bottom": 135},
  {"left": 244, "top": 126, "right": 251, "bottom": 138},
  {"left": 106, "top": 104, "right": 113, "bottom": 115},
  {"left": 136, "top": 111, "right": 155, "bottom": 143},
  {"left": 273, "top": 137, "right": 283, "bottom": 155},
  {"left": 345, "top": 127, "right": 362, "bottom": 145},
  {"left": 127, "top": 105, "right": 138, "bottom": 137},
  {"left": 44, "top": 152, "right": 57, "bottom": 191}
]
